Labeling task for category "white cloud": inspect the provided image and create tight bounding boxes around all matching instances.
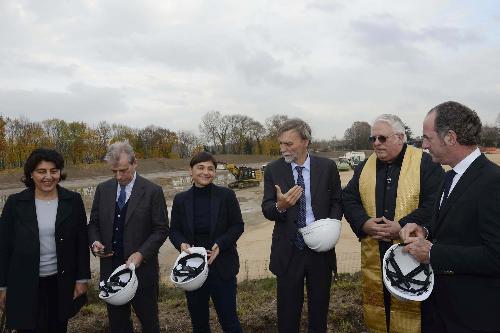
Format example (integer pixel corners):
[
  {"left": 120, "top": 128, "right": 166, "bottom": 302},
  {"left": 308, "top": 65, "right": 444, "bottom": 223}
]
[{"left": 0, "top": 0, "right": 499, "bottom": 139}]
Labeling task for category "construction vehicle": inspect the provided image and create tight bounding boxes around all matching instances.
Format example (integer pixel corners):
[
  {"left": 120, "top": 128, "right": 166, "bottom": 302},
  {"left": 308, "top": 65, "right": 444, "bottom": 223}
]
[{"left": 222, "top": 163, "right": 263, "bottom": 189}]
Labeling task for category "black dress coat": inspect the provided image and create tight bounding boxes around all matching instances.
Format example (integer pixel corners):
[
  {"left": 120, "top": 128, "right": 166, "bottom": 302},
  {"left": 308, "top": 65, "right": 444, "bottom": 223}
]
[
  {"left": 426, "top": 154, "right": 500, "bottom": 332},
  {"left": 0, "top": 186, "right": 91, "bottom": 329},
  {"left": 169, "top": 184, "right": 244, "bottom": 280},
  {"left": 261, "top": 155, "right": 343, "bottom": 276}
]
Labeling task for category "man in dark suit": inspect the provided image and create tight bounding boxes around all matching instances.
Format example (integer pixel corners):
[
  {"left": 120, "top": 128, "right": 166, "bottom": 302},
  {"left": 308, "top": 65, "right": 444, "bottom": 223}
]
[
  {"left": 88, "top": 141, "right": 169, "bottom": 333},
  {"left": 261, "top": 118, "right": 342, "bottom": 332},
  {"left": 401, "top": 101, "right": 500, "bottom": 333}
]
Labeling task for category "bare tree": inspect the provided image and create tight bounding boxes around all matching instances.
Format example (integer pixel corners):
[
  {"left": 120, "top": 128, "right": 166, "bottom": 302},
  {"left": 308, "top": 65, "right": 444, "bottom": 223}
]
[
  {"left": 248, "top": 120, "right": 265, "bottom": 154},
  {"left": 227, "top": 114, "right": 255, "bottom": 154},
  {"left": 344, "top": 121, "right": 371, "bottom": 150},
  {"left": 481, "top": 125, "right": 498, "bottom": 147},
  {"left": 199, "top": 111, "right": 231, "bottom": 154},
  {"left": 265, "top": 114, "right": 288, "bottom": 138},
  {"left": 199, "top": 111, "right": 220, "bottom": 151},
  {"left": 176, "top": 130, "right": 202, "bottom": 158}
]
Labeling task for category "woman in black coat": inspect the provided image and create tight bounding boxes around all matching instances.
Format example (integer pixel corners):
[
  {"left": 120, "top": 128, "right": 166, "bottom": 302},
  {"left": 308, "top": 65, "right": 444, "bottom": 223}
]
[
  {"left": 0, "top": 148, "right": 90, "bottom": 333},
  {"left": 170, "top": 152, "right": 244, "bottom": 333}
]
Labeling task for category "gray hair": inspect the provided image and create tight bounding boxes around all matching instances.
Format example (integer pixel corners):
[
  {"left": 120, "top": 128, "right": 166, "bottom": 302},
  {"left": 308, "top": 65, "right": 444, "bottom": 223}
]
[
  {"left": 429, "top": 101, "right": 481, "bottom": 146},
  {"left": 373, "top": 114, "right": 407, "bottom": 142},
  {"left": 278, "top": 118, "right": 312, "bottom": 142},
  {"left": 105, "top": 140, "right": 136, "bottom": 165}
]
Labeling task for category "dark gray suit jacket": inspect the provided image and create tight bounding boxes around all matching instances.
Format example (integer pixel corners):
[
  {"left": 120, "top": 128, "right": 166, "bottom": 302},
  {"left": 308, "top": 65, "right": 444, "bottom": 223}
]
[
  {"left": 426, "top": 154, "right": 500, "bottom": 332},
  {"left": 261, "top": 155, "right": 343, "bottom": 276},
  {"left": 88, "top": 174, "right": 169, "bottom": 288}
]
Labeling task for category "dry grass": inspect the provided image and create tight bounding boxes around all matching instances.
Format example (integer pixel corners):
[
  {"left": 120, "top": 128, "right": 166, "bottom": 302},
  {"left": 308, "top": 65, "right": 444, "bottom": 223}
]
[{"left": 68, "top": 273, "right": 365, "bottom": 333}]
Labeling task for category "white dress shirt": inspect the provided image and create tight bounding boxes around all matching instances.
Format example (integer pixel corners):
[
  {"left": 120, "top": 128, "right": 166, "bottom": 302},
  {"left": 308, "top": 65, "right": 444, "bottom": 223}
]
[{"left": 439, "top": 148, "right": 480, "bottom": 205}]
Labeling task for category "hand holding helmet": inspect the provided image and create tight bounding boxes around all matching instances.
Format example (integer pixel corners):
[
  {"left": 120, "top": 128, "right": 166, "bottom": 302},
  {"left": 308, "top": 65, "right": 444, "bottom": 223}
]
[
  {"left": 98, "top": 263, "right": 138, "bottom": 306},
  {"left": 299, "top": 218, "right": 342, "bottom": 252},
  {"left": 170, "top": 247, "right": 209, "bottom": 291},
  {"left": 383, "top": 243, "right": 434, "bottom": 301}
]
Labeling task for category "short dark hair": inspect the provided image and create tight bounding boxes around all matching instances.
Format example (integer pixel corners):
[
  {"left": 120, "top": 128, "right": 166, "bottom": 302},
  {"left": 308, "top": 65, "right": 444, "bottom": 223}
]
[
  {"left": 429, "top": 101, "right": 482, "bottom": 146},
  {"left": 22, "top": 148, "right": 67, "bottom": 188},
  {"left": 189, "top": 151, "right": 217, "bottom": 169},
  {"left": 277, "top": 118, "right": 312, "bottom": 142}
]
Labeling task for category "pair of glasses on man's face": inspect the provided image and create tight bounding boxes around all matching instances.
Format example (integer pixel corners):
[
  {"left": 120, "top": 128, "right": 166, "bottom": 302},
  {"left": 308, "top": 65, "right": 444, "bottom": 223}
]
[{"left": 368, "top": 133, "right": 399, "bottom": 143}]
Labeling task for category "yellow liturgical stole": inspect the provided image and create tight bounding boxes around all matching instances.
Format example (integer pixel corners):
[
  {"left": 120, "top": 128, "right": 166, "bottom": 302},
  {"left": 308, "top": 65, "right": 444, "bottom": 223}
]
[{"left": 359, "top": 145, "right": 423, "bottom": 333}]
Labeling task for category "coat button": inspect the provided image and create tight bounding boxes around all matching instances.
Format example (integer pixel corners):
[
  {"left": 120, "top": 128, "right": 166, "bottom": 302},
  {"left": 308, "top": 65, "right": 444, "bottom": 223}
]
[
  {"left": 61, "top": 270, "right": 65, "bottom": 275},
  {"left": 60, "top": 238, "right": 64, "bottom": 241}
]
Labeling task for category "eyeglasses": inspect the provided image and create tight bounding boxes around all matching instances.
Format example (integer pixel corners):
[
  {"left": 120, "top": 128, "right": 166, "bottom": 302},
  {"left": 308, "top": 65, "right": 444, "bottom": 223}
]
[{"left": 368, "top": 133, "right": 399, "bottom": 143}]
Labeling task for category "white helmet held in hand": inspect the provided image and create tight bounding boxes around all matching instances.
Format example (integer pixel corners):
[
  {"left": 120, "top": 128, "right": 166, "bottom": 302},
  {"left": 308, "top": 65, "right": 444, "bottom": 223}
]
[
  {"left": 383, "top": 243, "right": 434, "bottom": 301},
  {"left": 99, "top": 263, "right": 138, "bottom": 306},
  {"left": 170, "top": 246, "right": 209, "bottom": 291},
  {"left": 299, "top": 218, "right": 342, "bottom": 252}
]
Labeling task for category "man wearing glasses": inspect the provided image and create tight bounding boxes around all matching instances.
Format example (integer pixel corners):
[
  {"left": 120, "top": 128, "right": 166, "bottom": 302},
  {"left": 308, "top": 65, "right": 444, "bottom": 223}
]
[{"left": 343, "top": 114, "right": 443, "bottom": 333}]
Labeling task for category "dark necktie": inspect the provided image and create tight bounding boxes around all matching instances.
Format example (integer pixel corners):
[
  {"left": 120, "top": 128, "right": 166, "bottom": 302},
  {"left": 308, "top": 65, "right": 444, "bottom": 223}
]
[
  {"left": 295, "top": 166, "right": 306, "bottom": 250},
  {"left": 440, "top": 169, "right": 457, "bottom": 210},
  {"left": 117, "top": 185, "right": 127, "bottom": 210}
]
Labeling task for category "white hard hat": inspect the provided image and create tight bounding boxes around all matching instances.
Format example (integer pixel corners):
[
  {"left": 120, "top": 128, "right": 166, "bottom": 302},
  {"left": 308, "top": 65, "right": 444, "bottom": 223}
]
[
  {"left": 170, "top": 247, "right": 209, "bottom": 291},
  {"left": 299, "top": 218, "right": 342, "bottom": 252},
  {"left": 99, "top": 263, "right": 138, "bottom": 306},
  {"left": 383, "top": 243, "right": 434, "bottom": 301}
]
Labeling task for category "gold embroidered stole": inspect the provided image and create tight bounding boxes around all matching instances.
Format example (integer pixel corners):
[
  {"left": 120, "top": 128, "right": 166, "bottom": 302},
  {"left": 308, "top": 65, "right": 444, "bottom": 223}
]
[{"left": 359, "top": 146, "right": 423, "bottom": 333}]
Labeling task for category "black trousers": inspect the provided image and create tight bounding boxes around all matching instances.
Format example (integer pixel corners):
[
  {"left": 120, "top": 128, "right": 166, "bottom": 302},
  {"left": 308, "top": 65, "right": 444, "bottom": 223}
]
[
  {"left": 17, "top": 275, "right": 67, "bottom": 333},
  {"left": 185, "top": 272, "right": 242, "bottom": 333},
  {"left": 107, "top": 258, "right": 160, "bottom": 333},
  {"left": 276, "top": 246, "right": 333, "bottom": 333}
]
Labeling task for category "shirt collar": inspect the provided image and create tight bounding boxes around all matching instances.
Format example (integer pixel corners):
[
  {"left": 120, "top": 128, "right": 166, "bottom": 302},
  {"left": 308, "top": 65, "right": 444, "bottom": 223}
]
[
  {"left": 120, "top": 171, "right": 137, "bottom": 190},
  {"left": 291, "top": 154, "right": 311, "bottom": 171},
  {"left": 452, "top": 147, "right": 480, "bottom": 176}
]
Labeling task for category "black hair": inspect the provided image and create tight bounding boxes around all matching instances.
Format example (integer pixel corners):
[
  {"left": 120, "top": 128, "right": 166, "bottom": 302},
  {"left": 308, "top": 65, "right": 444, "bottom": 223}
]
[
  {"left": 189, "top": 151, "right": 217, "bottom": 169},
  {"left": 22, "top": 148, "right": 67, "bottom": 188},
  {"left": 429, "top": 101, "right": 482, "bottom": 146}
]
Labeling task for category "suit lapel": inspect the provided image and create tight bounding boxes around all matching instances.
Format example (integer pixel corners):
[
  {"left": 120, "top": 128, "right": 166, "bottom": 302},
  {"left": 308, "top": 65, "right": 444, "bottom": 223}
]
[
  {"left": 278, "top": 158, "right": 295, "bottom": 191},
  {"left": 434, "top": 155, "right": 486, "bottom": 233},
  {"left": 309, "top": 156, "right": 322, "bottom": 213},
  {"left": 18, "top": 189, "right": 38, "bottom": 236},
  {"left": 125, "top": 175, "right": 145, "bottom": 225},
  {"left": 210, "top": 185, "right": 221, "bottom": 239},
  {"left": 101, "top": 180, "right": 117, "bottom": 240},
  {"left": 184, "top": 187, "right": 195, "bottom": 236},
  {"left": 55, "top": 187, "right": 72, "bottom": 231}
]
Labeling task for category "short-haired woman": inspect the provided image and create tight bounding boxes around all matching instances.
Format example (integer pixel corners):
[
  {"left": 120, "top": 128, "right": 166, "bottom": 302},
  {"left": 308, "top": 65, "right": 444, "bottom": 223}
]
[
  {"left": 170, "top": 151, "right": 244, "bottom": 333},
  {"left": 0, "top": 148, "right": 90, "bottom": 333}
]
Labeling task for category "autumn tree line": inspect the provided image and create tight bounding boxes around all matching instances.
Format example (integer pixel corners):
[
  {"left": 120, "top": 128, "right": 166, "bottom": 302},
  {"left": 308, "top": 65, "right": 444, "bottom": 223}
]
[{"left": 0, "top": 111, "right": 498, "bottom": 170}]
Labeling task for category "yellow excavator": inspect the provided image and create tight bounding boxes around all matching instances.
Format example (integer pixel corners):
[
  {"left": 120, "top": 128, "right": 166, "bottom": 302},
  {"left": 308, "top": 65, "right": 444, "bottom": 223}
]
[{"left": 222, "top": 163, "right": 263, "bottom": 189}]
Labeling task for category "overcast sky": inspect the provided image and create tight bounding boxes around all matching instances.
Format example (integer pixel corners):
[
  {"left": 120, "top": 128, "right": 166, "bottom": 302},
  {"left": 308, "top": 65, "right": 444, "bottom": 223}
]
[{"left": 1, "top": 0, "right": 499, "bottom": 139}]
